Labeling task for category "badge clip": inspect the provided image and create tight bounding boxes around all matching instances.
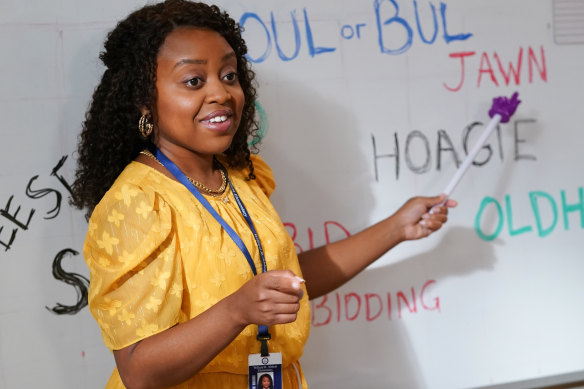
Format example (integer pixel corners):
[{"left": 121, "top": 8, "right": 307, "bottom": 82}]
[{"left": 257, "top": 330, "right": 271, "bottom": 357}]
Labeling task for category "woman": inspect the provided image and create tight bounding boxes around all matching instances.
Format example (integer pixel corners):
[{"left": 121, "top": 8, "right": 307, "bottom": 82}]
[
  {"left": 259, "top": 374, "right": 274, "bottom": 389},
  {"left": 72, "top": 1, "right": 456, "bottom": 388}
]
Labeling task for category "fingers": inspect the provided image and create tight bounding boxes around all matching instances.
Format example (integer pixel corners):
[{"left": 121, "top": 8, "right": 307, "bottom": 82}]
[
  {"left": 416, "top": 194, "right": 456, "bottom": 233},
  {"left": 248, "top": 305, "right": 300, "bottom": 328},
  {"left": 427, "top": 194, "right": 457, "bottom": 218},
  {"left": 431, "top": 194, "right": 457, "bottom": 209},
  {"left": 261, "top": 270, "right": 305, "bottom": 298},
  {"left": 235, "top": 270, "right": 305, "bottom": 327},
  {"left": 419, "top": 213, "right": 447, "bottom": 231},
  {"left": 264, "top": 300, "right": 301, "bottom": 316}
]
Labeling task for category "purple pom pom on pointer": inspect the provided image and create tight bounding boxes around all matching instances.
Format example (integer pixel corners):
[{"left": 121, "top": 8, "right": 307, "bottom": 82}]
[{"left": 488, "top": 92, "right": 521, "bottom": 123}]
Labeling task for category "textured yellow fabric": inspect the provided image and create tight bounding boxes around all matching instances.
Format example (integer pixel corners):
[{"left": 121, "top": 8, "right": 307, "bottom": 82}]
[{"left": 84, "top": 155, "right": 310, "bottom": 388}]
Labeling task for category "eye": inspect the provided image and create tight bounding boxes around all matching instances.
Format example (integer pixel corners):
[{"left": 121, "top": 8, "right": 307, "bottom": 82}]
[
  {"left": 185, "top": 77, "right": 202, "bottom": 88},
  {"left": 223, "top": 72, "right": 238, "bottom": 82}
]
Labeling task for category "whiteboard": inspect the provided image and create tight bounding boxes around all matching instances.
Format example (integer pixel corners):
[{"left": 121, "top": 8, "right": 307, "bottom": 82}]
[{"left": 1, "top": 0, "right": 583, "bottom": 388}]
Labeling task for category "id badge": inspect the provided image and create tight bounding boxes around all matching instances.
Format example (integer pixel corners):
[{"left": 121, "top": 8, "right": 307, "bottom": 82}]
[{"left": 248, "top": 352, "right": 282, "bottom": 389}]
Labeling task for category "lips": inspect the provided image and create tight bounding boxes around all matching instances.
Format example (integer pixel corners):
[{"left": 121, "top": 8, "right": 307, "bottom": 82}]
[{"left": 200, "top": 109, "right": 233, "bottom": 131}]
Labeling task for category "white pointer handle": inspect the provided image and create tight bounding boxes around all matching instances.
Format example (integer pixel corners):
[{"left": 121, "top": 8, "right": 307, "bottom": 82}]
[{"left": 434, "top": 113, "right": 502, "bottom": 208}]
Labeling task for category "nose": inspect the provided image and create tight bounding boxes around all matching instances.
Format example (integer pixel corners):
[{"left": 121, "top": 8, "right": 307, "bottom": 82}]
[{"left": 205, "top": 77, "right": 231, "bottom": 104}]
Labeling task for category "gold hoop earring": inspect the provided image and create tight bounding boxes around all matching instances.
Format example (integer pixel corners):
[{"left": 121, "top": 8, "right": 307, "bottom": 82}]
[{"left": 138, "top": 113, "right": 153, "bottom": 138}]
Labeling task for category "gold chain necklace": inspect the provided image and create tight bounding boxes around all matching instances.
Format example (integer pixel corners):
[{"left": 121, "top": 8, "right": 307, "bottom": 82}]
[{"left": 139, "top": 150, "right": 228, "bottom": 198}]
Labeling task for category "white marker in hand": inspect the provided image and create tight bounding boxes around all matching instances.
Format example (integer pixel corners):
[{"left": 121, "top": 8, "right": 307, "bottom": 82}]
[{"left": 433, "top": 92, "right": 521, "bottom": 210}]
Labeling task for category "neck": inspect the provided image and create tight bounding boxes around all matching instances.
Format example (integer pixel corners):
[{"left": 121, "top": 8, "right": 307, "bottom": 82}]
[
  {"left": 153, "top": 143, "right": 224, "bottom": 191},
  {"left": 156, "top": 144, "right": 216, "bottom": 178}
]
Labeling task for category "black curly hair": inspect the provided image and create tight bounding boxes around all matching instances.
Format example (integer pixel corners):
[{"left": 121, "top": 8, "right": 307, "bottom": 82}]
[{"left": 71, "top": 0, "right": 259, "bottom": 217}]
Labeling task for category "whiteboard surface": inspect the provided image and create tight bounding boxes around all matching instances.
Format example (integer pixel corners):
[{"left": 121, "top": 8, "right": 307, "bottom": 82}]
[{"left": 1, "top": 0, "right": 583, "bottom": 388}]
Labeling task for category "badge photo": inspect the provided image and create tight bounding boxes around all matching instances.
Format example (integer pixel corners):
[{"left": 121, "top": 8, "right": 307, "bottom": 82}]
[{"left": 248, "top": 352, "right": 282, "bottom": 389}]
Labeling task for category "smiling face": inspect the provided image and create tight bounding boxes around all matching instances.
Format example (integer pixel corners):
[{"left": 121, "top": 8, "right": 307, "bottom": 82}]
[
  {"left": 261, "top": 375, "right": 271, "bottom": 388},
  {"left": 152, "top": 27, "right": 245, "bottom": 166}
]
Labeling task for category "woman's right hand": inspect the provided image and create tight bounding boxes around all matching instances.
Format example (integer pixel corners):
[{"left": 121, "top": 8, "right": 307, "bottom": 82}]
[
  {"left": 230, "top": 270, "right": 304, "bottom": 327},
  {"left": 112, "top": 270, "right": 304, "bottom": 388}
]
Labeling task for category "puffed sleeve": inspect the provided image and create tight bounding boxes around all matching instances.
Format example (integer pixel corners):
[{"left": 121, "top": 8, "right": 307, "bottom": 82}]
[
  {"left": 83, "top": 183, "right": 184, "bottom": 350},
  {"left": 250, "top": 154, "right": 276, "bottom": 198}
]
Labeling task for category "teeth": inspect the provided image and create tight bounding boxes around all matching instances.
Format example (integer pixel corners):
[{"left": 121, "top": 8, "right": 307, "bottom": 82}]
[{"left": 209, "top": 115, "right": 228, "bottom": 123}]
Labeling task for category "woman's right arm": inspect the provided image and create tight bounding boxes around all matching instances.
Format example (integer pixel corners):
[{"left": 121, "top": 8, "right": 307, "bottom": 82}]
[{"left": 113, "top": 270, "right": 303, "bottom": 389}]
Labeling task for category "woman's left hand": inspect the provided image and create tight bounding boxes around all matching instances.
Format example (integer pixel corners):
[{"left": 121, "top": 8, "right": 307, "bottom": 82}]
[
  {"left": 298, "top": 193, "right": 457, "bottom": 299},
  {"left": 392, "top": 194, "right": 457, "bottom": 241}
]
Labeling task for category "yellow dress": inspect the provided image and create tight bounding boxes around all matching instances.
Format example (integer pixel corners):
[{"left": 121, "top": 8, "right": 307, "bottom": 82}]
[{"left": 84, "top": 155, "right": 310, "bottom": 388}]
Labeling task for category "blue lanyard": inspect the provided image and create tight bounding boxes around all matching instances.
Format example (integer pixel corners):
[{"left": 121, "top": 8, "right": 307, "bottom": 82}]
[
  {"left": 154, "top": 147, "right": 266, "bottom": 275},
  {"left": 153, "top": 147, "right": 271, "bottom": 351}
]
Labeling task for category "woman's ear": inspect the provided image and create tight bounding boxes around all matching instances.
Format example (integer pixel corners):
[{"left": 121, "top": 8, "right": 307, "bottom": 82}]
[{"left": 140, "top": 106, "right": 150, "bottom": 116}]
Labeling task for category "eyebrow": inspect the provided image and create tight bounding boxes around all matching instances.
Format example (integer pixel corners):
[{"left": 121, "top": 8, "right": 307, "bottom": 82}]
[{"left": 173, "top": 52, "right": 236, "bottom": 68}]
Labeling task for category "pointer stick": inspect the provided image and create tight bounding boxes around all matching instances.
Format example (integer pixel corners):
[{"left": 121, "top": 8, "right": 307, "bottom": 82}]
[
  {"left": 441, "top": 113, "right": 501, "bottom": 199},
  {"left": 431, "top": 92, "right": 521, "bottom": 211}
]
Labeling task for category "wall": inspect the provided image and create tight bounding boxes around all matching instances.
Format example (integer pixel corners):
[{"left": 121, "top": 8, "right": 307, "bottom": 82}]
[{"left": 0, "top": 0, "right": 583, "bottom": 388}]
